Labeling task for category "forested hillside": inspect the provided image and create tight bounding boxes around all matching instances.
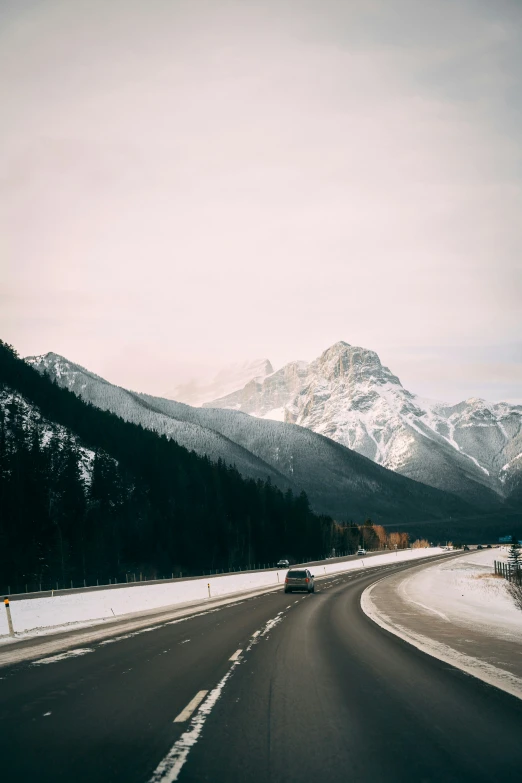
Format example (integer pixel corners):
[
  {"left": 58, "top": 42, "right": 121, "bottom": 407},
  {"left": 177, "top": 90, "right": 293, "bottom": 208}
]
[
  {"left": 0, "top": 341, "right": 373, "bottom": 591},
  {"left": 27, "top": 351, "right": 486, "bottom": 526}
]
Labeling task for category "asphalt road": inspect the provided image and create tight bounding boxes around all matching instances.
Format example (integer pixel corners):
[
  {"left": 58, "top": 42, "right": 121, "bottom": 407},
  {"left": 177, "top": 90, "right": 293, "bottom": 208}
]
[{"left": 1, "top": 555, "right": 521, "bottom": 783}]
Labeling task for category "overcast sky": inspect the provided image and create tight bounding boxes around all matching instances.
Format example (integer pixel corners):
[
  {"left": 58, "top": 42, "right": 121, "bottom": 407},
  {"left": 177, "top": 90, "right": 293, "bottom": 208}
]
[{"left": 2, "top": 0, "right": 521, "bottom": 402}]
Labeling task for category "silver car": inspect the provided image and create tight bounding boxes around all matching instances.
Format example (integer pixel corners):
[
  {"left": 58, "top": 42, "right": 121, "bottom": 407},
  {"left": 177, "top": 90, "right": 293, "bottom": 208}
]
[{"left": 284, "top": 569, "right": 315, "bottom": 593}]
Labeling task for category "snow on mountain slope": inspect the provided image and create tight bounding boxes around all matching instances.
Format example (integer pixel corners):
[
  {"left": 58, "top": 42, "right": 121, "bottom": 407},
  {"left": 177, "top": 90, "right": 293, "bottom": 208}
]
[
  {"left": 25, "top": 354, "right": 287, "bottom": 489},
  {"left": 25, "top": 352, "right": 483, "bottom": 526},
  {"left": 0, "top": 387, "right": 95, "bottom": 483},
  {"left": 206, "top": 360, "right": 309, "bottom": 416},
  {"left": 204, "top": 342, "right": 522, "bottom": 504},
  {"left": 163, "top": 358, "right": 273, "bottom": 407}
]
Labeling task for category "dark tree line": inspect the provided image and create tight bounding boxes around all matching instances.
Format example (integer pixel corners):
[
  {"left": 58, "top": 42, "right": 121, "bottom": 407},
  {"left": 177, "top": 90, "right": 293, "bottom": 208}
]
[
  {"left": 0, "top": 341, "right": 399, "bottom": 592},
  {"left": 0, "top": 342, "right": 329, "bottom": 589}
]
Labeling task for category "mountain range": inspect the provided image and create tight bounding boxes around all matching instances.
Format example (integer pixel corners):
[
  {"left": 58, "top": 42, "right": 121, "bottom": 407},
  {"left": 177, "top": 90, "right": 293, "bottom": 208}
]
[
  {"left": 203, "top": 342, "right": 522, "bottom": 506},
  {"left": 24, "top": 351, "right": 491, "bottom": 533}
]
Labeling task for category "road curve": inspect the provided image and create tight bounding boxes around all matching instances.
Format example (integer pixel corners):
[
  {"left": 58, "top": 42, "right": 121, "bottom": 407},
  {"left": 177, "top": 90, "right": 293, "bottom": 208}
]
[{"left": 1, "top": 555, "right": 521, "bottom": 783}]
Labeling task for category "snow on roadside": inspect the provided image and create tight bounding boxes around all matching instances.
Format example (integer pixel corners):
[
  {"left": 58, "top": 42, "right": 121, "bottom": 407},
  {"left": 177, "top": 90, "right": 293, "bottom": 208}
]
[
  {"left": 0, "top": 548, "right": 447, "bottom": 642},
  {"left": 398, "top": 548, "right": 521, "bottom": 640}
]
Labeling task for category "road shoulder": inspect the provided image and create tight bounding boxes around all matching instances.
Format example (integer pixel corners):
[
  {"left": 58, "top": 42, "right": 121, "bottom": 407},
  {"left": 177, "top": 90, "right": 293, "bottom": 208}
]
[{"left": 361, "top": 557, "right": 522, "bottom": 701}]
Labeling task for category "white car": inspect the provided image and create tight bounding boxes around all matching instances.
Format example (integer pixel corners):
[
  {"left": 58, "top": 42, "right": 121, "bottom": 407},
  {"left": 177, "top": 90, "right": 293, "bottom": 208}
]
[
  {"left": 277, "top": 559, "right": 290, "bottom": 568},
  {"left": 357, "top": 548, "right": 366, "bottom": 556}
]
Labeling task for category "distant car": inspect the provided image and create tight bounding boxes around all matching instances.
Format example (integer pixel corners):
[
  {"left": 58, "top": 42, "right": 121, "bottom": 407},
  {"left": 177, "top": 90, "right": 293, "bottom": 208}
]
[
  {"left": 277, "top": 559, "right": 290, "bottom": 568},
  {"left": 284, "top": 569, "right": 315, "bottom": 593},
  {"left": 357, "top": 548, "right": 366, "bottom": 556},
  {"left": 463, "top": 545, "right": 470, "bottom": 551},
  {"left": 477, "top": 545, "right": 483, "bottom": 550},
  {"left": 487, "top": 544, "right": 492, "bottom": 549}
]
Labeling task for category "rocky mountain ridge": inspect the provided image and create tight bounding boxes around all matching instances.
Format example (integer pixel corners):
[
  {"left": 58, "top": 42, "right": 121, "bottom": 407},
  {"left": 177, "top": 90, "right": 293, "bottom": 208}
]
[{"left": 204, "top": 341, "right": 522, "bottom": 503}]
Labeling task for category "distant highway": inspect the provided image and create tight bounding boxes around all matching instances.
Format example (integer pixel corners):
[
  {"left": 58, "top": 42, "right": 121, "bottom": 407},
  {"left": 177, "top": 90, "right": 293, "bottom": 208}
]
[
  {"left": 1, "top": 553, "right": 520, "bottom": 782},
  {"left": 6, "top": 548, "right": 390, "bottom": 600}
]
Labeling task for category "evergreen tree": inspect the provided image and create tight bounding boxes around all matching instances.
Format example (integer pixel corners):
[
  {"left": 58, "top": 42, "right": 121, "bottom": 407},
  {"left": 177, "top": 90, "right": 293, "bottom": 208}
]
[{"left": 508, "top": 538, "right": 521, "bottom": 570}]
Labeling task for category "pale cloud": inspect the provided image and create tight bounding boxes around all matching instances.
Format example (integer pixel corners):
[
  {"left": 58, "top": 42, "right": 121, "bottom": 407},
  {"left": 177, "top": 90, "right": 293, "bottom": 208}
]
[{"left": 1, "top": 0, "right": 521, "bottom": 401}]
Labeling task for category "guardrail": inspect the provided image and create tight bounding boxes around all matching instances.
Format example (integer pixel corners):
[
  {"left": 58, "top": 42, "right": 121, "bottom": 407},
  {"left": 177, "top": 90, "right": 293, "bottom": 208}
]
[
  {"left": 494, "top": 560, "right": 522, "bottom": 585},
  {"left": 2, "top": 548, "right": 397, "bottom": 600}
]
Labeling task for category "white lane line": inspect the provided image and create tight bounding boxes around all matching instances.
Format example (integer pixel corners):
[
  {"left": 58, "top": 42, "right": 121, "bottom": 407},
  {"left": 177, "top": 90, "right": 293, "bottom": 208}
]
[
  {"left": 229, "top": 649, "right": 242, "bottom": 661},
  {"left": 152, "top": 670, "right": 234, "bottom": 781},
  {"left": 150, "top": 610, "right": 288, "bottom": 781},
  {"left": 173, "top": 690, "right": 209, "bottom": 723}
]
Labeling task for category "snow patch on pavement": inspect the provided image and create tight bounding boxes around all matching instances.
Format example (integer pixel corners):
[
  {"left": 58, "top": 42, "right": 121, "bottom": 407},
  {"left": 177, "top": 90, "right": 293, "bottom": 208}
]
[{"left": 32, "top": 648, "right": 94, "bottom": 665}]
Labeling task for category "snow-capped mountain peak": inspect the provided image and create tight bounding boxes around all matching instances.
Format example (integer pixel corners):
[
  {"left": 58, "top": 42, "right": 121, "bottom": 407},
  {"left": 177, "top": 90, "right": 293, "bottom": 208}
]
[{"left": 203, "top": 341, "right": 522, "bottom": 502}]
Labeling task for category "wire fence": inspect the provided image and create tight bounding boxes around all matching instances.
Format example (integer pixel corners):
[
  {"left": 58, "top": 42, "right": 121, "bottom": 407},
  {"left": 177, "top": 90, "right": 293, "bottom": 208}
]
[
  {"left": 2, "top": 562, "right": 289, "bottom": 599},
  {"left": 494, "top": 560, "right": 522, "bottom": 585}
]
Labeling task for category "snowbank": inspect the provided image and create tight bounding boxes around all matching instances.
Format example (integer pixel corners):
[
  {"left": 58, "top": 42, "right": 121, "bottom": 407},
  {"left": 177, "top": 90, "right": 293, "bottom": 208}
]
[{"left": 0, "top": 548, "right": 446, "bottom": 640}]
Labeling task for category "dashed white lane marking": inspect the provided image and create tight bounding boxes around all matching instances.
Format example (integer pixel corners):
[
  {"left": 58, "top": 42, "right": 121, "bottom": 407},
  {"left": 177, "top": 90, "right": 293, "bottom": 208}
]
[
  {"left": 229, "top": 649, "right": 242, "bottom": 661},
  {"left": 151, "top": 611, "right": 288, "bottom": 781},
  {"left": 173, "top": 690, "right": 209, "bottom": 723},
  {"left": 43, "top": 712, "right": 52, "bottom": 717}
]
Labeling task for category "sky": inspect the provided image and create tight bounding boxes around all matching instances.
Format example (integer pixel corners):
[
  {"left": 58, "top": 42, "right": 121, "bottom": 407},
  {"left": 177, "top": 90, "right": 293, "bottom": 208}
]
[{"left": 1, "top": 0, "right": 521, "bottom": 403}]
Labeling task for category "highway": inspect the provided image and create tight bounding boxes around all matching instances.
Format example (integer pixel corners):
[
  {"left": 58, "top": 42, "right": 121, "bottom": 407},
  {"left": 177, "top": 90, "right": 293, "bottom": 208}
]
[
  {"left": 1, "top": 555, "right": 521, "bottom": 782},
  {"left": 6, "top": 547, "right": 389, "bottom": 601}
]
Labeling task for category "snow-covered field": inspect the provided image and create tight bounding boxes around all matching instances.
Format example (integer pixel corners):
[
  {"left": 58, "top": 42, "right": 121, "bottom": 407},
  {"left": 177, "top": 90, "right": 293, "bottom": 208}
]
[
  {"left": 398, "top": 547, "right": 521, "bottom": 638},
  {"left": 0, "top": 548, "right": 446, "bottom": 642}
]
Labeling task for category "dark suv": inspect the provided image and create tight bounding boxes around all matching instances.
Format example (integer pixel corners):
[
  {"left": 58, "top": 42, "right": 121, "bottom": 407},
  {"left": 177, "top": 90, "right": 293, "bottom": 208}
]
[{"left": 284, "top": 569, "right": 315, "bottom": 593}]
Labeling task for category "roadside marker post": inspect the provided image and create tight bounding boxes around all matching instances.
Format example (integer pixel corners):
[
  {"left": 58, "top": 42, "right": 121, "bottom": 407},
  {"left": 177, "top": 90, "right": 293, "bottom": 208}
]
[
  {"left": 207, "top": 583, "right": 211, "bottom": 598},
  {"left": 4, "top": 597, "right": 14, "bottom": 637}
]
